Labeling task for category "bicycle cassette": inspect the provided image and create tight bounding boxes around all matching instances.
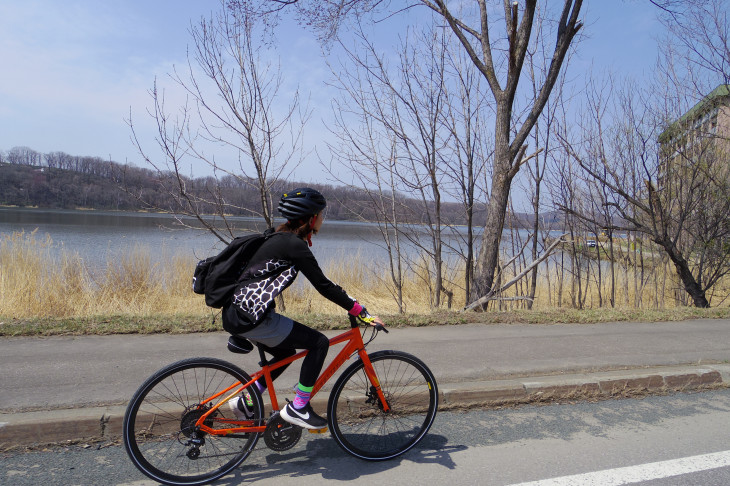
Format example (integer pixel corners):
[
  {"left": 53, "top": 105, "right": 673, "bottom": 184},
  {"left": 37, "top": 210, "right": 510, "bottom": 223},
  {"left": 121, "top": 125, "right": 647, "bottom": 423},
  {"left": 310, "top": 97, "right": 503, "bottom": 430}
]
[{"left": 264, "top": 412, "right": 302, "bottom": 452}]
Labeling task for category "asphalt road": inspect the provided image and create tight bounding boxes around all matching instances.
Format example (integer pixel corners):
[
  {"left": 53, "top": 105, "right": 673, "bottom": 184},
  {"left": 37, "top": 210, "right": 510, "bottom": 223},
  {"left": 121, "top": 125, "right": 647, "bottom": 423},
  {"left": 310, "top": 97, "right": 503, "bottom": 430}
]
[
  {"left": 3, "top": 387, "right": 730, "bottom": 485},
  {"left": 3, "top": 319, "right": 730, "bottom": 411}
]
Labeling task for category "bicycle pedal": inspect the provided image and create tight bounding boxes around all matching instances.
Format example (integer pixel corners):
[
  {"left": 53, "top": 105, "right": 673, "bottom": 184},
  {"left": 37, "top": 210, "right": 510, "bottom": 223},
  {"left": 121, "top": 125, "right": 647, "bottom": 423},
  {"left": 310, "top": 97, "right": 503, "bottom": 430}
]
[{"left": 308, "top": 427, "right": 328, "bottom": 434}]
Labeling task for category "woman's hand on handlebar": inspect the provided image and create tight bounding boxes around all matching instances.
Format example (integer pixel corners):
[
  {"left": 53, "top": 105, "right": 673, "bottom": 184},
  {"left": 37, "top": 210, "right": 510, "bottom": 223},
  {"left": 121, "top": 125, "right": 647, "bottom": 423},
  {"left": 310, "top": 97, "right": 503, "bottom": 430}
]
[
  {"left": 360, "top": 312, "right": 388, "bottom": 333},
  {"left": 351, "top": 306, "right": 388, "bottom": 332},
  {"left": 370, "top": 314, "right": 386, "bottom": 328}
]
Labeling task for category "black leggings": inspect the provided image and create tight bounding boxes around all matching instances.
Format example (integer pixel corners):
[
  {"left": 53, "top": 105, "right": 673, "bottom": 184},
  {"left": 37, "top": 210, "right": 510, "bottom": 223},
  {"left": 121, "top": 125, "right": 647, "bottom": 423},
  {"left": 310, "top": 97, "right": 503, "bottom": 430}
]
[{"left": 256, "top": 321, "right": 329, "bottom": 389}]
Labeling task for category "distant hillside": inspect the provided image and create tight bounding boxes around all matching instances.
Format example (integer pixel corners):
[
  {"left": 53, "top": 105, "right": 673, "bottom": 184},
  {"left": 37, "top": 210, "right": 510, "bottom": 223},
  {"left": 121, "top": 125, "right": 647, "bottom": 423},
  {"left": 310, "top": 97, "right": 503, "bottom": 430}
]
[
  {"left": 0, "top": 160, "right": 495, "bottom": 226},
  {"left": 0, "top": 148, "right": 552, "bottom": 229},
  {"left": 0, "top": 162, "right": 139, "bottom": 210}
]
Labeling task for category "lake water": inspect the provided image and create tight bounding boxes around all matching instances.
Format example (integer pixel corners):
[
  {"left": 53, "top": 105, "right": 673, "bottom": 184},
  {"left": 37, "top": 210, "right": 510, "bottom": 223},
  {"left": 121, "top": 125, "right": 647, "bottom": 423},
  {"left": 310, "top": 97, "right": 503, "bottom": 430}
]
[
  {"left": 0, "top": 207, "right": 398, "bottom": 269},
  {"left": 1, "top": 206, "right": 499, "bottom": 273},
  {"left": 1, "top": 208, "right": 573, "bottom": 285}
]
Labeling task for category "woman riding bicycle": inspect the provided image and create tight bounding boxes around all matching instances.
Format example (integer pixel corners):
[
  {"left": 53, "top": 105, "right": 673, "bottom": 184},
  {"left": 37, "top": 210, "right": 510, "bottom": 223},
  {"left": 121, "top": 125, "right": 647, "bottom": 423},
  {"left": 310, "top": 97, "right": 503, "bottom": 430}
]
[{"left": 222, "top": 187, "right": 385, "bottom": 429}]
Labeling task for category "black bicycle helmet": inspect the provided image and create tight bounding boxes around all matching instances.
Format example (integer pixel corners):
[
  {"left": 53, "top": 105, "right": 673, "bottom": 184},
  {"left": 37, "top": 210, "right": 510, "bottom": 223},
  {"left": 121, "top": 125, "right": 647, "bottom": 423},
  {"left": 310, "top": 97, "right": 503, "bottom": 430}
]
[{"left": 278, "top": 187, "right": 327, "bottom": 221}]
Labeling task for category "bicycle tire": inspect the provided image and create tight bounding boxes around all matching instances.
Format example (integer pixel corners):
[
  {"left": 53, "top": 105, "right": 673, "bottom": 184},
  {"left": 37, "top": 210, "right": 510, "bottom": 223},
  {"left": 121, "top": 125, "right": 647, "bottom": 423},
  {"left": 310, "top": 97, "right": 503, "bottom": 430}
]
[
  {"left": 327, "top": 350, "right": 438, "bottom": 461},
  {"left": 123, "top": 357, "right": 263, "bottom": 486}
]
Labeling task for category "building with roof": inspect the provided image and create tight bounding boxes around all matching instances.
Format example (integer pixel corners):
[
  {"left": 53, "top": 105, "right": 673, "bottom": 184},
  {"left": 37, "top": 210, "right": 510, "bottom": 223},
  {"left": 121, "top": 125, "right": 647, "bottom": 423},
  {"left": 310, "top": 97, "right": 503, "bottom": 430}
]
[
  {"left": 654, "top": 84, "right": 730, "bottom": 263},
  {"left": 658, "top": 84, "right": 729, "bottom": 153},
  {"left": 657, "top": 84, "right": 729, "bottom": 188}
]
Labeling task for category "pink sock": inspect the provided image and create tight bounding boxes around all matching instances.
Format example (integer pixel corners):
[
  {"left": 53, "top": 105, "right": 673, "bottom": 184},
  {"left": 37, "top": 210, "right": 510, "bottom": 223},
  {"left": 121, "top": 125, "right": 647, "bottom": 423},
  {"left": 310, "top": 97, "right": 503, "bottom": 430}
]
[{"left": 292, "top": 383, "right": 313, "bottom": 409}]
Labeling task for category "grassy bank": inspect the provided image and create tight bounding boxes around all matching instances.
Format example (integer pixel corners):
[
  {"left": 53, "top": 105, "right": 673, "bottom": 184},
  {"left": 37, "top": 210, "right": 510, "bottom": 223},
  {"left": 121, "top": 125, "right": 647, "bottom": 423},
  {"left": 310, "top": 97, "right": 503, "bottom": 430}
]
[
  {"left": 0, "top": 230, "right": 431, "bottom": 318},
  {"left": 2, "top": 307, "right": 728, "bottom": 337},
  {"left": 1, "top": 231, "right": 728, "bottom": 337}
]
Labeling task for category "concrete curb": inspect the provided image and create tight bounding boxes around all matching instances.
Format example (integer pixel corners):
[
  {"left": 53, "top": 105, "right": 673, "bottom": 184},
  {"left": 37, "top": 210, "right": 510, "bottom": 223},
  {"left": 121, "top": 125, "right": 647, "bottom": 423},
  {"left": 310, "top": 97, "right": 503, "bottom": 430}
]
[
  {"left": 2, "top": 364, "right": 728, "bottom": 449},
  {"left": 439, "top": 364, "right": 730, "bottom": 408}
]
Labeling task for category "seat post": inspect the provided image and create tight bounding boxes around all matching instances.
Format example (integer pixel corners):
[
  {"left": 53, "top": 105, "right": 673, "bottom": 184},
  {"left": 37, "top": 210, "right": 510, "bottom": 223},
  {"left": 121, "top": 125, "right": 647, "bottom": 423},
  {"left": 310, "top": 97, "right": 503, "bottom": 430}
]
[{"left": 257, "top": 345, "right": 268, "bottom": 368}]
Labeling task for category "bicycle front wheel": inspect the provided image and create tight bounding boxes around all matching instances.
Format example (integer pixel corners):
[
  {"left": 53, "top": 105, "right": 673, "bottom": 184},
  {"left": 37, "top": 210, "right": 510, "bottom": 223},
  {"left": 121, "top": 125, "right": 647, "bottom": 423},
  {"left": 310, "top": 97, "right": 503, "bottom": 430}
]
[
  {"left": 327, "top": 350, "right": 438, "bottom": 460},
  {"left": 123, "top": 357, "right": 263, "bottom": 486}
]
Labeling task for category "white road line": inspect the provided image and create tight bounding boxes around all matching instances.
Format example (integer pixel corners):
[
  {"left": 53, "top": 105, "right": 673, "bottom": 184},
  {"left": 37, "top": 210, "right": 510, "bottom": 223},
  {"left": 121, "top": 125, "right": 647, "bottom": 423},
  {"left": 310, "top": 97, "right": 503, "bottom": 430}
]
[{"left": 508, "top": 450, "right": 730, "bottom": 486}]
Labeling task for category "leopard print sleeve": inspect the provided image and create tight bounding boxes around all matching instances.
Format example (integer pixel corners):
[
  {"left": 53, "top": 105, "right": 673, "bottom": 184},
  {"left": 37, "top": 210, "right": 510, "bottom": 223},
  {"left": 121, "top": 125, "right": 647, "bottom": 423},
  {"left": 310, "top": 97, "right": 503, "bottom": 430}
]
[{"left": 232, "top": 259, "right": 297, "bottom": 323}]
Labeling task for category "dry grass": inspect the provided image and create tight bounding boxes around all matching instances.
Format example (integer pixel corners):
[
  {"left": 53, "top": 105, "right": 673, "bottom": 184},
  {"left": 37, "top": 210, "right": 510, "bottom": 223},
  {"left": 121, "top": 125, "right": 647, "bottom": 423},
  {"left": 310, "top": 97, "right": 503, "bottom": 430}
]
[
  {"left": 0, "top": 232, "right": 431, "bottom": 321},
  {"left": 284, "top": 248, "right": 433, "bottom": 316},
  {"left": 1, "top": 231, "right": 728, "bottom": 336},
  {"left": 0, "top": 231, "right": 208, "bottom": 319},
  {"left": 471, "top": 257, "right": 730, "bottom": 311}
]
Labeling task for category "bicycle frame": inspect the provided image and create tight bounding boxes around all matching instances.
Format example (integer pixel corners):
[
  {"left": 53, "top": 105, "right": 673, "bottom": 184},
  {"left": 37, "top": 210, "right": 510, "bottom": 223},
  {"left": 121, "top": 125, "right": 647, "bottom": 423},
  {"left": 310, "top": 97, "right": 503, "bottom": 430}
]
[{"left": 195, "top": 325, "right": 389, "bottom": 436}]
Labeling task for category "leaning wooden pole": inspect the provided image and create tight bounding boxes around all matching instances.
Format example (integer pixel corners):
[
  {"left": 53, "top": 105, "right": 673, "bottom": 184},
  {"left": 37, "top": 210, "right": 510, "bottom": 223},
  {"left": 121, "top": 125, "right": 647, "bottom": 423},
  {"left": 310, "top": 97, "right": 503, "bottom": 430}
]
[{"left": 463, "top": 234, "right": 568, "bottom": 312}]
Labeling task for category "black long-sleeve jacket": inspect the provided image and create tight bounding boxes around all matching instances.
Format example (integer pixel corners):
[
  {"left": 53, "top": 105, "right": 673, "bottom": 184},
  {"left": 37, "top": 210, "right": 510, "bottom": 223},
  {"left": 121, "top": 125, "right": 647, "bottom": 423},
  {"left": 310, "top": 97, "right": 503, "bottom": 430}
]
[{"left": 223, "top": 231, "right": 356, "bottom": 334}]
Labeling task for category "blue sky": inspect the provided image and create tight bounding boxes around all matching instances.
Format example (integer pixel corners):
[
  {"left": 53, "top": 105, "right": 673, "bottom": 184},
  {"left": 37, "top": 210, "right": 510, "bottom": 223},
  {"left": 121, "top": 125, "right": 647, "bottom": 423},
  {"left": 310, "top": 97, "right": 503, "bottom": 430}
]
[{"left": 0, "top": 1, "right": 663, "bottom": 184}]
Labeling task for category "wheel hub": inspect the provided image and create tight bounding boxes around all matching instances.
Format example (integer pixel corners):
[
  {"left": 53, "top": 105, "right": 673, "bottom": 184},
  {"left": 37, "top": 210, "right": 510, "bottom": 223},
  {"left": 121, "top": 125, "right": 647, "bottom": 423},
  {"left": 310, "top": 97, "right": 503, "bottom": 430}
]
[
  {"left": 180, "top": 405, "right": 214, "bottom": 438},
  {"left": 366, "top": 385, "right": 390, "bottom": 411}
]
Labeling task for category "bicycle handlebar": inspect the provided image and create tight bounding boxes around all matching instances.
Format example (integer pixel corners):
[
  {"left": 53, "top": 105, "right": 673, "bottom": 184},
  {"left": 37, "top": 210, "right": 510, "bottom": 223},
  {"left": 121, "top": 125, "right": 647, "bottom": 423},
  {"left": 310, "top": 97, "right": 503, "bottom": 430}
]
[{"left": 348, "top": 313, "right": 389, "bottom": 333}]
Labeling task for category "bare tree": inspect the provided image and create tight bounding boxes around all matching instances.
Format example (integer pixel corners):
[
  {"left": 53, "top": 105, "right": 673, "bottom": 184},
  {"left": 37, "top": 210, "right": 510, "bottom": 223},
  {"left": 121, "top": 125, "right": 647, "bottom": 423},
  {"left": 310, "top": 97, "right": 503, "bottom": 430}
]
[
  {"left": 233, "top": 1, "right": 584, "bottom": 307},
  {"left": 6, "top": 147, "right": 42, "bottom": 166},
  {"left": 559, "top": 79, "right": 730, "bottom": 308},
  {"left": 555, "top": 0, "right": 730, "bottom": 308},
  {"left": 393, "top": 27, "right": 450, "bottom": 307},
  {"left": 431, "top": 1, "right": 583, "bottom": 306},
  {"left": 328, "top": 19, "right": 495, "bottom": 310},
  {"left": 327, "top": 83, "right": 409, "bottom": 312},
  {"left": 441, "top": 42, "right": 491, "bottom": 305},
  {"left": 520, "top": 5, "right": 573, "bottom": 309},
  {"left": 327, "top": 23, "right": 451, "bottom": 308},
  {"left": 44, "top": 152, "right": 73, "bottom": 170},
  {"left": 656, "top": 0, "right": 729, "bottom": 90},
  {"left": 129, "top": 2, "right": 307, "bottom": 243},
  {"left": 546, "top": 101, "right": 589, "bottom": 310}
]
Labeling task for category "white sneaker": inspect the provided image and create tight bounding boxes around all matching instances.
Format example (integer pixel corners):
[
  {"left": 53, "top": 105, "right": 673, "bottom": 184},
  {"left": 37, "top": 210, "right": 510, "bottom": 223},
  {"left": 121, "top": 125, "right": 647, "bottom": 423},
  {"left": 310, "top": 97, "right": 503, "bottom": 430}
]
[{"left": 227, "top": 392, "right": 254, "bottom": 420}]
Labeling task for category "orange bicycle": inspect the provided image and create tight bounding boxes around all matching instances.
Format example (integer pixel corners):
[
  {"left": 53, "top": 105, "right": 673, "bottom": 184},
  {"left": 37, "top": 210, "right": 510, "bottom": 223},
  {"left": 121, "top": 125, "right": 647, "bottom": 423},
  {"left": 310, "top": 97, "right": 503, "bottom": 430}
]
[{"left": 122, "top": 315, "right": 438, "bottom": 485}]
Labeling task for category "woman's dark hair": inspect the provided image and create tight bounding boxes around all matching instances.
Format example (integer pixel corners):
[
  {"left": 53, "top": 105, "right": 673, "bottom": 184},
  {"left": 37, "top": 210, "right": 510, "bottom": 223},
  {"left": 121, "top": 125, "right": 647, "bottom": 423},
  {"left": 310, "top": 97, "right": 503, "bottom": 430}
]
[{"left": 275, "top": 219, "right": 313, "bottom": 238}]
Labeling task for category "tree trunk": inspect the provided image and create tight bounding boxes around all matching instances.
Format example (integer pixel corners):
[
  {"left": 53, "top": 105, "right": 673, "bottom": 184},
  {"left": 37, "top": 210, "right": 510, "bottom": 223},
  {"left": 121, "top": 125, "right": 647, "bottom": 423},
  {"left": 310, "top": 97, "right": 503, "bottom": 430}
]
[
  {"left": 657, "top": 237, "right": 710, "bottom": 308},
  {"left": 454, "top": 1, "right": 583, "bottom": 306},
  {"left": 473, "top": 125, "right": 514, "bottom": 302},
  {"left": 595, "top": 237, "right": 602, "bottom": 307},
  {"left": 608, "top": 230, "right": 615, "bottom": 307},
  {"left": 527, "top": 173, "right": 541, "bottom": 310}
]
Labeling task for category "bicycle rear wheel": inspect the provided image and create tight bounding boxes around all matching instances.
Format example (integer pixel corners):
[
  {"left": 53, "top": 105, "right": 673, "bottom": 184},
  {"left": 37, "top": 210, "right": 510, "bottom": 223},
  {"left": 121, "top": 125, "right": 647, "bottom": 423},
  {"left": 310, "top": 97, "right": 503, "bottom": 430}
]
[
  {"left": 327, "top": 350, "right": 438, "bottom": 460},
  {"left": 123, "top": 357, "right": 263, "bottom": 486}
]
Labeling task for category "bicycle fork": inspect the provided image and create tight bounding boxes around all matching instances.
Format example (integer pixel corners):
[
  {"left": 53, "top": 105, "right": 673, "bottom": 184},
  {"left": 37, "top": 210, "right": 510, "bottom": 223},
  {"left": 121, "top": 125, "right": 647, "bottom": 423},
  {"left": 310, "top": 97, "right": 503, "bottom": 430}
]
[{"left": 358, "top": 349, "right": 391, "bottom": 413}]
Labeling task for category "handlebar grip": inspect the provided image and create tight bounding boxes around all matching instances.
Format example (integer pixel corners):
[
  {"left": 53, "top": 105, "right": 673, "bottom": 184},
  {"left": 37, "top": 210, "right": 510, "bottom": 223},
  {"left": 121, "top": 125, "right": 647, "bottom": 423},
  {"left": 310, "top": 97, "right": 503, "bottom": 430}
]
[{"left": 349, "top": 313, "right": 388, "bottom": 333}]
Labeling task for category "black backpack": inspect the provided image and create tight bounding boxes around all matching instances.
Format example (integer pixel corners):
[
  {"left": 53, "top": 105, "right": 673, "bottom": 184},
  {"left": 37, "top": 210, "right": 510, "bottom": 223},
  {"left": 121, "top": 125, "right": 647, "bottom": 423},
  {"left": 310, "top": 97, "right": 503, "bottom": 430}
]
[{"left": 193, "top": 229, "right": 275, "bottom": 308}]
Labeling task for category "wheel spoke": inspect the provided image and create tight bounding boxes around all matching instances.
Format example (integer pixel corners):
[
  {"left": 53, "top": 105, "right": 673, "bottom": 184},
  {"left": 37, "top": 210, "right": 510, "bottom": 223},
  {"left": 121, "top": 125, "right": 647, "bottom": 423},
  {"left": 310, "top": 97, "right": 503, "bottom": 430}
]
[
  {"left": 123, "top": 358, "right": 262, "bottom": 485},
  {"left": 328, "top": 351, "right": 438, "bottom": 460}
]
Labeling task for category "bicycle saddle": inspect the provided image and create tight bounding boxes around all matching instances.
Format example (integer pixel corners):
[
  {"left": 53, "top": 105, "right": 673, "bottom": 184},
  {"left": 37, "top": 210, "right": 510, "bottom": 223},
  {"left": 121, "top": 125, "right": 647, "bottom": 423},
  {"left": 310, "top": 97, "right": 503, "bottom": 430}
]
[{"left": 227, "top": 335, "right": 254, "bottom": 354}]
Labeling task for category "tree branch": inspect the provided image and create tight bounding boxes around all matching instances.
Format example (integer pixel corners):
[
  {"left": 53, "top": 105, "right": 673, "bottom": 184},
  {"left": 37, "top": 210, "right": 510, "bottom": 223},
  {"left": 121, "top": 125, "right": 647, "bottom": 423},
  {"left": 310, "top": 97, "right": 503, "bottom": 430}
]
[{"left": 464, "top": 233, "right": 567, "bottom": 311}]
